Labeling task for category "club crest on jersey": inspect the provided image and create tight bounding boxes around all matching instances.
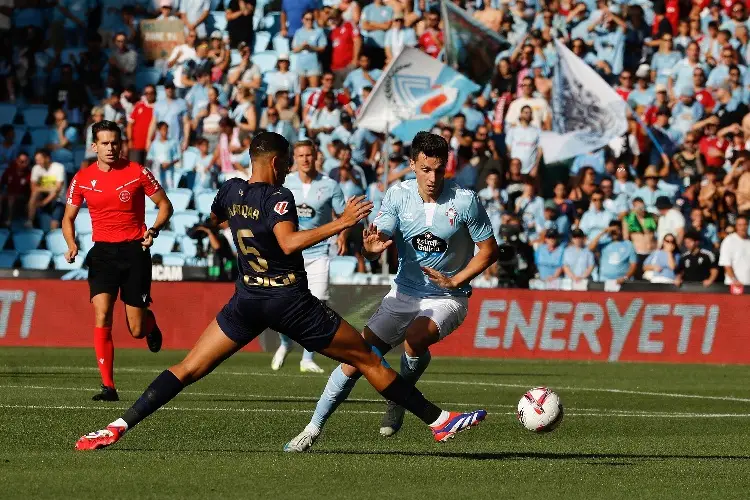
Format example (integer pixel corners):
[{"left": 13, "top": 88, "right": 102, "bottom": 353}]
[
  {"left": 119, "top": 190, "right": 131, "bottom": 202},
  {"left": 446, "top": 207, "right": 457, "bottom": 226},
  {"left": 296, "top": 203, "right": 316, "bottom": 219},
  {"left": 412, "top": 231, "right": 447, "bottom": 254},
  {"left": 274, "top": 201, "right": 289, "bottom": 215}
]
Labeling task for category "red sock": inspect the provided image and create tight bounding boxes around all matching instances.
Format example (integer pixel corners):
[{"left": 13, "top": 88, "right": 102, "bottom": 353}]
[
  {"left": 94, "top": 326, "right": 115, "bottom": 388},
  {"left": 142, "top": 311, "right": 156, "bottom": 336}
]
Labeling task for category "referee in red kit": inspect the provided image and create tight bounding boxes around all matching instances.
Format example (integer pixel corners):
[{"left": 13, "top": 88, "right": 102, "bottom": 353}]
[{"left": 62, "top": 120, "right": 174, "bottom": 401}]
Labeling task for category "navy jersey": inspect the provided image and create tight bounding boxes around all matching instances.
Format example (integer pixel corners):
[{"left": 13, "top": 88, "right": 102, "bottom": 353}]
[{"left": 211, "top": 178, "right": 308, "bottom": 297}]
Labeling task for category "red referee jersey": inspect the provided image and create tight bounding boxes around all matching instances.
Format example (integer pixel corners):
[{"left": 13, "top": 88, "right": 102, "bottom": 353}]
[{"left": 67, "top": 160, "right": 162, "bottom": 243}]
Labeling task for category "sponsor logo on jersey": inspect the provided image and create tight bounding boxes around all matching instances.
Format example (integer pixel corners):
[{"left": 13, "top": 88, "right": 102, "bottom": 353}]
[
  {"left": 296, "top": 203, "right": 316, "bottom": 219},
  {"left": 119, "top": 190, "right": 131, "bottom": 202},
  {"left": 91, "top": 180, "right": 97, "bottom": 188},
  {"left": 274, "top": 201, "right": 289, "bottom": 215},
  {"left": 412, "top": 231, "right": 447, "bottom": 253}
]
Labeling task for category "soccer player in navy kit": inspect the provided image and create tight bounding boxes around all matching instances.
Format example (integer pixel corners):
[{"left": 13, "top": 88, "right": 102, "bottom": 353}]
[{"left": 75, "top": 132, "right": 486, "bottom": 451}]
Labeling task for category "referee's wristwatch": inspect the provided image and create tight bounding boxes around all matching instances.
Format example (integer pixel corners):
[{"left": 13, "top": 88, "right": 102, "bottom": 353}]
[{"left": 147, "top": 227, "right": 160, "bottom": 239}]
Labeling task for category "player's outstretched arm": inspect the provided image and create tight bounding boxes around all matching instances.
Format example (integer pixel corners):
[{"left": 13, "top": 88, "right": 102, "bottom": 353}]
[
  {"left": 362, "top": 223, "right": 393, "bottom": 261},
  {"left": 62, "top": 204, "right": 80, "bottom": 263},
  {"left": 422, "top": 237, "right": 500, "bottom": 289},
  {"left": 273, "top": 196, "right": 373, "bottom": 255}
]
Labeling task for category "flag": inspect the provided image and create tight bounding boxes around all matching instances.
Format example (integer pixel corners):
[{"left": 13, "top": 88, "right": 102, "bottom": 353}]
[
  {"left": 441, "top": 1, "right": 511, "bottom": 87},
  {"left": 539, "top": 39, "right": 628, "bottom": 163},
  {"left": 356, "top": 47, "right": 480, "bottom": 143}
]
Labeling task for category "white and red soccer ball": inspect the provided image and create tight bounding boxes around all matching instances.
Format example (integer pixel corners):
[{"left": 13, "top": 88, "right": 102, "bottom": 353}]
[{"left": 517, "top": 387, "right": 563, "bottom": 432}]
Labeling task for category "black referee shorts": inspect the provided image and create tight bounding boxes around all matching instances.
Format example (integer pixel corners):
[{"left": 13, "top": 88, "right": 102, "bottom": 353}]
[{"left": 86, "top": 241, "right": 152, "bottom": 308}]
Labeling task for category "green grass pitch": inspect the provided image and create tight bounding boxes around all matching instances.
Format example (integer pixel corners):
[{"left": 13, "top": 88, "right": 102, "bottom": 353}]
[{"left": 2, "top": 347, "right": 750, "bottom": 499}]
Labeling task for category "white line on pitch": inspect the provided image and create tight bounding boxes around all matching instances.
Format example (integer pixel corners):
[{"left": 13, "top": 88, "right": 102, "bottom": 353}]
[{"left": 3, "top": 364, "right": 750, "bottom": 404}]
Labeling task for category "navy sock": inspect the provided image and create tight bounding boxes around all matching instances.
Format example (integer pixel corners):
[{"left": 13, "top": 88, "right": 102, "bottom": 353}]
[
  {"left": 379, "top": 374, "right": 442, "bottom": 425},
  {"left": 122, "top": 370, "right": 184, "bottom": 429}
]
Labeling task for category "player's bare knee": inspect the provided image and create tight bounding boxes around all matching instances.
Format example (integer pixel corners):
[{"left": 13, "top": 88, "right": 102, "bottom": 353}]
[{"left": 94, "top": 310, "right": 113, "bottom": 328}]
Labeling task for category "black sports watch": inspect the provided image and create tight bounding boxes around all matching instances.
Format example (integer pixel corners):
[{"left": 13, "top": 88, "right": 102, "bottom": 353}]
[{"left": 148, "top": 227, "right": 160, "bottom": 238}]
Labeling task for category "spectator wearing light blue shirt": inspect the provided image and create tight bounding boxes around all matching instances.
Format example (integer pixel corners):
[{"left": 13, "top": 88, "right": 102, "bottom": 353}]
[
  {"left": 343, "top": 54, "right": 382, "bottom": 104},
  {"left": 265, "top": 54, "right": 302, "bottom": 111},
  {"left": 600, "top": 177, "right": 629, "bottom": 219},
  {"left": 361, "top": 0, "right": 394, "bottom": 55},
  {"left": 505, "top": 106, "right": 541, "bottom": 175},
  {"left": 571, "top": 149, "right": 607, "bottom": 178},
  {"left": 669, "top": 86, "right": 704, "bottom": 143},
  {"left": 707, "top": 48, "right": 746, "bottom": 90},
  {"left": 563, "top": 229, "right": 596, "bottom": 281},
  {"left": 633, "top": 166, "right": 672, "bottom": 213},
  {"left": 650, "top": 34, "right": 681, "bottom": 86},
  {"left": 590, "top": 220, "right": 638, "bottom": 283},
  {"left": 147, "top": 121, "right": 181, "bottom": 189},
  {"left": 579, "top": 190, "right": 615, "bottom": 247},
  {"left": 628, "top": 67, "right": 656, "bottom": 110},
  {"left": 150, "top": 82, "right": 190, "bottom": 150},
  {"left": 669, "top": 42, "right": 707, "bottom": 96},
  {"left": 384, "top": 12, "right": 417, "bottom": 64},
  {"left": 643, "top": 234, "right": 680, "bottom": 283},
  {"left": 538, "top": 200, "right": 571, "bottom": 245},
  {"left": 178, "top": 0, "right": 210, "bottom": 39},
  {"left": 292, "top": 12, "right": 328, "bottom": 89},
  {"left": 535, "top": 228, "right": 566, "bottom": 281},
  {"left": 592, "top": 11, "right": 626, "bottom": 76}
]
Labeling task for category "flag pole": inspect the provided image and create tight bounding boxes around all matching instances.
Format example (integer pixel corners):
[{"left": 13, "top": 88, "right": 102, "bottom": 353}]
[{"left": 380, "top": 121, "right": 390, "bottom": 276}]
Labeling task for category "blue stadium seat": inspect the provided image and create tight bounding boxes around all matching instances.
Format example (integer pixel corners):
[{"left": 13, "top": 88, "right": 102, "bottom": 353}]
[
  {"left": 195, "top": 190, "right": 218, "bottom": 215},
  {"left": 145, "top": 210, "right": 159, "bottom": 229},
  {"left": 74, "top": 208, "right": 93, "bottom": 234},
  {"left": 162, "top": 253, "right": 186, "bottom": 266},
  {"left": 54, "top": 252, "right": 85, "bottom": 270},
  {"left": 209, "top": 12, "right": 227, "bottom": 33},
  {"left": 179, "top": 236, "right": 198, "bottom": 258},
  {"left": 13, "top": 126, "right": 27, "bottom": 147},
  {"left": 166, "top": 188, "right": 193, "bottom": 212},
  {"left": 171, "top": 210, "right": 200, "bottom": 236},
  {"left": 29, "top": 127, "right": 51, "bottom": 150},
  {"left": 45, "top": 229, "right": 69, "bottom": 255},
  {"left": 60, "top": 48, "right": 86, "bottom": 66},
  {"left": 72, "top": 146, "right": 87, "bottom": 168},
  {"left": 262, "top": 12, "right": 281, "bottom": 36},
  {"left": 22, "top": 106, "right": 49, "bottom": 127},
  {"left": 330, "top": 256, "right": 358, "bottom": 278},
  {"left": 0, "top": 103, "right": 17, "bottom": 124},
  {"left": 0, "top": 250, "right": 18, "bottom": 268},
  {"left": 254, "top": 51, "right": 279, "bottom": 74},
  {"left": 272, "top": 34, "right": 290, "bottom": 54},
  {"left": 151, "top": 230, "right": 177, "bottom": 255},
  {"left": 12, "top": 229, "right": 44, "bottom": 252},
  {"left": 78, "top": 232, "right": 95, "bottom": 253},
  {"left": 254, "top": 31, "right": 271, "bottom": 53},
  {"left": 230, "top": 49, "right": 242, "bottom": 66},
  {"left": 20, "top": 249, "right": 53, "bottom": 270},
  {"left": 135, "top": 68, "right": 162, "bottom": 91},
  {"left": 0, "top": 228, "right": 9, "bottom": 250}
]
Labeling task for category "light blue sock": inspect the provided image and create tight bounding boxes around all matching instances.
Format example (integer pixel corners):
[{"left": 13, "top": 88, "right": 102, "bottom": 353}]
[
  {"left": 279, "top": 334, "right": 292, "bottom": 350},
  {"left": 400, "top": 351, "right": 431, "bottom": 384},
  {"left": 302, "top": 350, "right": 315, "bottom": 362},
  {"left": 308, "top": 365, "right": 360, "bottom": 432}
]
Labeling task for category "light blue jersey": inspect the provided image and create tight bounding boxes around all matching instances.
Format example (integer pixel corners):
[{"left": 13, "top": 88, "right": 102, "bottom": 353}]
[
  {"left": 284, "top": 172, "right": 346, "bottom": 259},
  {"left": 374, "top": 179, "right": 493, "bottom": 298}
]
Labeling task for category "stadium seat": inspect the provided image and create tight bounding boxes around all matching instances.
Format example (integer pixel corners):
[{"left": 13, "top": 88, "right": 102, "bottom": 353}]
[
  {"left": 272, "top": 34, "right": 290, "bottom": 54},
  {"left": 181, "top": 148, "right": 199, "bottom": 173},
  {"left": 22, "top": 105, "right": 49, "bottom": 128},
  {"left": 195, "top": 190, "right": 218, "bottom": 215},
  {"left": 74, "top": 208, "right": 93, "bottom": 234},
  {"left": 171, "top": 210, "right": 200, "bottom": 236},
  {"left": 54, "top": 253, "right": 85, "bottom": 270},
  {"left": 330, "top": 256, "right": 358, "bottom": 278},
  {"left": 145, "top": 210, "right": 159, "bottom": 229},
  {"left": 162, "top": 253, "right": 186, "bottom": 266},
  {"left": 253, "top": 31, "right": 271, "bottom": 53},
  {"left": 262, "top": 12, "right": 281, "bottom": 36},
  {"left": 45, "top": 229, "right": 69, "bottom": 255},
  {"left": 29, "top": 127, "right": 51, "bottom": 150},
  {"left": 253, "top": 51, "right": 278, "bottom": 74},
  {"left": 135, "top": 68, "right": 162, "bottom": 91},
  {"left": 0, "top": 228, "right": 9, "bottom": 250},
  {"left": 166, "top": 188, "right": 193, "bottom": 212},
  {"left": 20, "top": 249, "right": 53, "bottom": 270},
  {"left": 12, "top": 229, "right": 44, "bottom": 252},
  {"left": 0, "top": 103, "right": 17, "bottom": 124},
  {"left": 0, "top": 250, "right": 18, "bottom": 268},
  {"left": 230, "top": 49, "right": 242, "bottom": 66},
  {"left": 179, "top": 236, "right": 198, "bottom": 258},
  {"left": 209, "top": 12, "right": 227, "bottom": 33},
  {"left": 60, "top": 47, "right": 85, "bottom": 66},
  {"left": 78, "top": 232, "right": 95, "bottom": 253},
  {"left": 13, "top": 126, "right": 27, "bottom": 147},
  {"left": 151, "top": 230, "right": 177, "bottom": 255},
  {"left": 72, "top": 146, "right": 87, "bottom": 168}
]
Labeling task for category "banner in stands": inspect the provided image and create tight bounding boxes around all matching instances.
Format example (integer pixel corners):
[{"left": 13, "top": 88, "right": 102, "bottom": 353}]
[
  {"left": 1, "top": 283, "right": 749, "bottom": 364},
  {"left": 140, "top": 19, "right": 185, "bottom": 61}
]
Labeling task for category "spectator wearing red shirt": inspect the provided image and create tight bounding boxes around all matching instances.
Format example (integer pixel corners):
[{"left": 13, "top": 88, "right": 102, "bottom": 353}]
[
  {"left": 419, "top": 9, "right": 443, "bottom": 59},
  {"left": 615, "top": 69, "right": 634, "bottom": 101},
  {"left": 0, "top": 152, "right": 31, "bottom": 226},
  {"left": 698, "top": 117, "right": 729, "bottom": 169},
  {"left": 304, "top": 71, "right": 352, "bottom": 119},
  {"left": 328, "top": 8, "right": 362, "bottom": 88},
  {"left": 127, "top": 84, "right": 157, "bottom": 166},
  {"left": 693, "top": 67, "right": 715, "bottom": 113},
  {"left": 62, "top": 120, "right": 174, "bottom": 402}
]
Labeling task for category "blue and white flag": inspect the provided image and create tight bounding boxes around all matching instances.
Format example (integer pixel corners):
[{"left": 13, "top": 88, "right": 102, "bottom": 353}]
[
  {"left": 540, "top": 39, "right": 628, "bottom": 164},
  {"left": 356, "top": 47, "right": 480, "bottom": 143}
]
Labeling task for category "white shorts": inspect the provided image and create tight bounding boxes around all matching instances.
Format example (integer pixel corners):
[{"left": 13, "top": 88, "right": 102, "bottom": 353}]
[
  {"left": 304, "top": 256, "right": 330, "bottom": 301},
  {"left": 366, "top": 289, "right": 469, "bottom": 347}
]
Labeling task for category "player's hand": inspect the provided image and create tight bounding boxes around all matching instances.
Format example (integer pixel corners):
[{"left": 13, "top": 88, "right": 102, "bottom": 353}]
[
  {"left": 65, "top": 244, "right": 78, "bottom": 264},
  {"left": 336, "top": 232, "right": 347, "bottom": 255},
  {"left": 363, "top": 223, "right": 392, "bottom": 255},
  {"left": 421, "top": 266, "right": 458, "bottom": 289},
  {"left": 142, "top": 228, "right": 157, "bottom": 248},
  {"left": 340, "top": 195, "right": 373, "bottom": 227}
]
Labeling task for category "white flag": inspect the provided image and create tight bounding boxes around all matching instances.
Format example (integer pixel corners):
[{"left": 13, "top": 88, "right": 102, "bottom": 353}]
[{"left": 540, "top": 39, "right": 628, "bottom": 163}]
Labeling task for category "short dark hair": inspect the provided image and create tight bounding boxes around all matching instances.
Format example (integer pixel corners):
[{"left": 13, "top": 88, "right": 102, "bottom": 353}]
[
  {"left": 156, "top": 121, "right": 168, "bottom": 129},
  {"left": 249, "top": 131, "right": 290, "bottom": 161},
  {"left": 35, "top": 148, "right": 51, "bottom": 158},
  {"left": 410, "top": 131, "right": 449, "bottom": 166},
  {"left": 92, "top": 120, "right": 122, "bottom": 142}
]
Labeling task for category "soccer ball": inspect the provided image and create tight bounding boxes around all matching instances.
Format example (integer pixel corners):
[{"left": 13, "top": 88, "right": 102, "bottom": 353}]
[{"left": 516, "top": 387, "right": 563, "bottom": 432}]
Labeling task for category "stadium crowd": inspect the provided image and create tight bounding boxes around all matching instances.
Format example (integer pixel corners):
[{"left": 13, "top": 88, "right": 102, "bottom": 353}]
[{"left": 2, "top": 0, "right": 750, "bottom": 287}]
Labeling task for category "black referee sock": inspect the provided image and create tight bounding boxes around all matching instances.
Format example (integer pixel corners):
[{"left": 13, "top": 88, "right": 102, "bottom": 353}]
[
  {"left": 121, "top": 370, "right": 184, "bottom": 429},
  {"left": 378, "top": 374, "right": 442, "bottom": 425}
]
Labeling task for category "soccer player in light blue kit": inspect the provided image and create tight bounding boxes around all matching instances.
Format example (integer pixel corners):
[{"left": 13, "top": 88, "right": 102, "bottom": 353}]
[
  {"left": 285, "top": 132, "right": 500, "bottom": 451},
  {"left": 271, "top": 140, "right": 348, "bottom": 373}
]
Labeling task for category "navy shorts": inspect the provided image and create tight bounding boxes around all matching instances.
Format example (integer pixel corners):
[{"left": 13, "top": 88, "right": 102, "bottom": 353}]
[{"left": 216, "top": 289, "right": 342, "bottom": 351}]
